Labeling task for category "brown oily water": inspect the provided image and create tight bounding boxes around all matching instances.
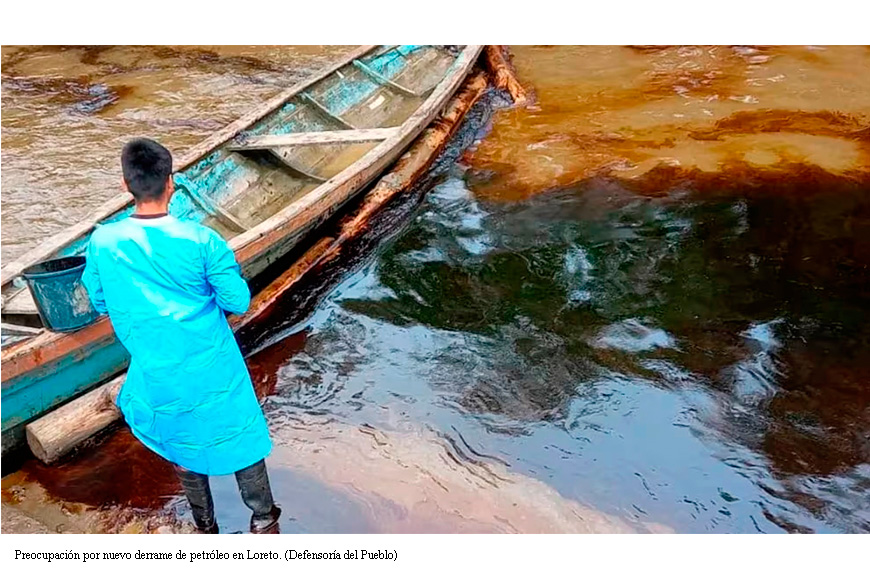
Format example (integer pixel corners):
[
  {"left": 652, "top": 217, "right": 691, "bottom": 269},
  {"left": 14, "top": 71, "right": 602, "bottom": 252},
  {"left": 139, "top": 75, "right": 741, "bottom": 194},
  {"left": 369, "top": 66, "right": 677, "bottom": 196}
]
[{"left": 2, "top": 45, "right": 870, "bottom": 533}]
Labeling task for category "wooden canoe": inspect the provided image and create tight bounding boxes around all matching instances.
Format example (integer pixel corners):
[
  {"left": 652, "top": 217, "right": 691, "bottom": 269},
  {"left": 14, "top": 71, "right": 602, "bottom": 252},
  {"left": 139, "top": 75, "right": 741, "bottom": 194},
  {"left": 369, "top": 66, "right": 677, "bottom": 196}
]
[{"left": 0, "top": 45, "right": 483, "bottom": 455}]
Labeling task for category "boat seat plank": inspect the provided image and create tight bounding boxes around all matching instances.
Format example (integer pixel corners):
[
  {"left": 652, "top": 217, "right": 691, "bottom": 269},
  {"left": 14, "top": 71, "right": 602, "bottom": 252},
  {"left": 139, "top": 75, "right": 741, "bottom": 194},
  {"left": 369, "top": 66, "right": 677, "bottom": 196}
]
[
  {"left": 352, "top": 59, "right": 422, "bottom": 98},
  {"left": 2, "top": 288, "right": 38, "bottom": 316},
  {"left": 1, "top": 322, "right": 42, "bottom": 336},
  {"left": 266, "top": 151, "right": 328, "bottom": 182},
  {"left": 300, "top": 93, "right": 356, "bottom": 129},
  {"left": 229, "top": 127, "right": 399, "bottom": 151},
  {"left": 174, "top": 180, "right": 248, "bottom": 233}
]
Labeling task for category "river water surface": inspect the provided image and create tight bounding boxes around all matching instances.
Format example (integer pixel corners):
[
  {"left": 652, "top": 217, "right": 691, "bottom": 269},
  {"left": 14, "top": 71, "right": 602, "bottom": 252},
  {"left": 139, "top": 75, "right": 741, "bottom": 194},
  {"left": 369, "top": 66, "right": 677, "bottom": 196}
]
[{"left": 2, "top": 46, "right": 869, "bottom": 533}]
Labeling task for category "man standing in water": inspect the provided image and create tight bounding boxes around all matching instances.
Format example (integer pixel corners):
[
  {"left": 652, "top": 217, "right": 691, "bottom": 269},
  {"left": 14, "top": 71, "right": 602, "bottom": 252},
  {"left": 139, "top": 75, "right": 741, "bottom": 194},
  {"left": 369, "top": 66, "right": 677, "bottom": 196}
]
[{"left": 82, "top": 138, "right": 281, "bottom": 534}]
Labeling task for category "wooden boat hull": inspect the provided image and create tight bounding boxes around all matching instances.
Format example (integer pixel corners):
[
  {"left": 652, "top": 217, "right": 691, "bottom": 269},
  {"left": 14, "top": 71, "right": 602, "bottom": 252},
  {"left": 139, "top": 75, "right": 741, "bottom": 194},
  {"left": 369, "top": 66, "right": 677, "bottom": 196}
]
[{"left": 1, "top": 45, "right": 483, "bottom": 455}]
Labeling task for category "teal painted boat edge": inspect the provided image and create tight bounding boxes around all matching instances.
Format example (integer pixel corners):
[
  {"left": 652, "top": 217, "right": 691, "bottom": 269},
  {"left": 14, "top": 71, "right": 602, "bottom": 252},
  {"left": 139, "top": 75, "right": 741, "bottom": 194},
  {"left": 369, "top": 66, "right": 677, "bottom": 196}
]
[{"left": 1, "top": 338, "right": 130, "bottom": 452}]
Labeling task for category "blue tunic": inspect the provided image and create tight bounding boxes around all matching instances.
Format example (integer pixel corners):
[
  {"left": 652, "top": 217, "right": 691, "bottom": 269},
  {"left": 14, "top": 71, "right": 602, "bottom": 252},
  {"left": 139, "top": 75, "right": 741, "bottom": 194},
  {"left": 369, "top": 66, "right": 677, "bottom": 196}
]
[{"left": 82, "top": 215, "right": 272, "bottom": 475}]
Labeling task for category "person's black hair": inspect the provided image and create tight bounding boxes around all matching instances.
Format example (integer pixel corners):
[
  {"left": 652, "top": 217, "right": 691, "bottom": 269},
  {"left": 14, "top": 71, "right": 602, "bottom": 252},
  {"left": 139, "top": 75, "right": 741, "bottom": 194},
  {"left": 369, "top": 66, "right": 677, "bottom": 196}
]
[{"left": 121, "top": 138, "right": 173, "bottom": 201}]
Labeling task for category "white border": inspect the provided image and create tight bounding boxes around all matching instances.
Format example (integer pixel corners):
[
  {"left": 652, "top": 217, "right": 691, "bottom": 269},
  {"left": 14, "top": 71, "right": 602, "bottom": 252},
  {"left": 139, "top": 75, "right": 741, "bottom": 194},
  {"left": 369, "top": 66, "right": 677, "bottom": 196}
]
[{"left": 1, "top": 1, "right": 867, "bottom": 44}]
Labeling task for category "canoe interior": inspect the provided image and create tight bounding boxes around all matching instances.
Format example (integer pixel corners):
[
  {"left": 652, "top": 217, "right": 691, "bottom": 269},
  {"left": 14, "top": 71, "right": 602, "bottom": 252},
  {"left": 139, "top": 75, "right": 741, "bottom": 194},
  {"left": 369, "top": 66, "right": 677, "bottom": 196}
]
[
  {"left": 0, "top": 45, "right": 472, "bottom": 453},
  {"left": 1, "top": 45, "right": 459, "bottom": 333}
]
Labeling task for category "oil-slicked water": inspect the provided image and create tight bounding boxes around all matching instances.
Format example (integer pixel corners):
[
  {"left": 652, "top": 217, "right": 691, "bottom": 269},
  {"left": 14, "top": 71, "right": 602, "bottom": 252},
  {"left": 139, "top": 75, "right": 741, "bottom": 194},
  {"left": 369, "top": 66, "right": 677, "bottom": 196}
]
[
  {"left": 282, "top": 168, "right": 869, "bottom": 533},
  {"left": 3, "top": 46, "right": 869, "bottom": 533}
]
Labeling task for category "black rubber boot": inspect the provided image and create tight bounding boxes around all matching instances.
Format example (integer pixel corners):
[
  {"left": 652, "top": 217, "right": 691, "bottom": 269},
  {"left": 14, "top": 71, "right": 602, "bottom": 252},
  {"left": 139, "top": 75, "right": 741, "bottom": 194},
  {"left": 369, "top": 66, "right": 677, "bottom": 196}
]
[
  {"left": 174, "top": 465, "right": 218, "bottom": 534},
  {"left": 235, "top": 460, "right": 281, "bottom": 534}
]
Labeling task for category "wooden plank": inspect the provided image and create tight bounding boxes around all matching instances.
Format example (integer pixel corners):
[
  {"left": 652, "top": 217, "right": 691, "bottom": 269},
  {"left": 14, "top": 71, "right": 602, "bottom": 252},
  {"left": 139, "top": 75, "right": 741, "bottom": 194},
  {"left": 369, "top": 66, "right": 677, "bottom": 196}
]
[
  {"left": 2, "top": 287, "right": 38, "bottom": 316},
  {"left": 229, "top": 128, "right": 399, "bottom": 150},
  {"left": 0, "top": 194, "right": 133, "bottom": 290},
  {"left": 1, "top": 322, "right": 42, "bottom": 336},
  {"left": 172, "top": 46, "right": 374, "bottom": 167},
  {"left": 175, "top": 178, "right": 247, "bottom": 232},
  {"left": 299, "top": 93, "right": 356, "bottom": 129},
  {"left": 0, "top": 45, "right": 379, "bottom": 291},
  {"left": 1, "top": 316, "right": 114, "bottom": 383},
  {"left": 373, "top": 45, "right": 400, "bottom": 57},
  {"left": 266, "top": 151, "right": 327, "bottom": 182},
  {"left": 353, "top": 59, "right": 421, "bottom": 97}
]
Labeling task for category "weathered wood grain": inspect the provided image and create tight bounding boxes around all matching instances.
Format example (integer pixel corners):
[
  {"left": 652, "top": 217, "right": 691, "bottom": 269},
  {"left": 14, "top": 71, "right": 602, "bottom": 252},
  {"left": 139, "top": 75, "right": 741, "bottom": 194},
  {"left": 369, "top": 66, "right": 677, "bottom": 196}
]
[
  {"left": 26, "top": 376, "right": 124, "bottom": 464},
  {"left": 229, "top": 46, "right": 482, "bottom": 268},
  {"left": 1, "top": 322, "right": 41, "bottom": 336},
  {"left": 483, "top": 45, "right": 529, "bottom": 105},
  {"left": 229, "top": 128, "right": 398, "bottom": 150},
  {"left": 353, "top": 59, "right": 421, "bottom": 97}
]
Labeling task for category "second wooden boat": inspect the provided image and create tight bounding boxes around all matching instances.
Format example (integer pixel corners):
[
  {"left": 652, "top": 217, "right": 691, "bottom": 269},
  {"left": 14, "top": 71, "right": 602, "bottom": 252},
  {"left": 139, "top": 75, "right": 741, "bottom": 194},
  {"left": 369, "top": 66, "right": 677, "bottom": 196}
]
[{"left": 0, "top": 44, "right": 483, "bottom": 455}]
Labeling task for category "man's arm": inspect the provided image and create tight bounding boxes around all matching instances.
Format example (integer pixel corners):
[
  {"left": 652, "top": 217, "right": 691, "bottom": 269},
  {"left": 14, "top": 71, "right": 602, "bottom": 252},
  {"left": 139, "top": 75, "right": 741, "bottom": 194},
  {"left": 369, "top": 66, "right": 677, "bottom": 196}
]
[
  {"left": 205, "top": 230, "right": 251, "bottom": 315},
  {"left": 82, "top": 236, "right": 108, "bottom": 314}
]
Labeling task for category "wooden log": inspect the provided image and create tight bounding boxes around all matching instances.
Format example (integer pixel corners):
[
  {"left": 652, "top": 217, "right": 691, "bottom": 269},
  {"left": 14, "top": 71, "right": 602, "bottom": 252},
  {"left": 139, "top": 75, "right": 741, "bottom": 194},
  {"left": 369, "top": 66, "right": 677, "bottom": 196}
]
[
  {"left": 26, "top": 376, "right": 124, "bottom": 464},
  {"left": 483, "top": 45, "right": 529, "bottom": 105},
  {"left": 24, "top": 70, "right": 489, "bottom": 465},
  {"left": 229, "top": 127, "right": 399, "bottom": 150}
]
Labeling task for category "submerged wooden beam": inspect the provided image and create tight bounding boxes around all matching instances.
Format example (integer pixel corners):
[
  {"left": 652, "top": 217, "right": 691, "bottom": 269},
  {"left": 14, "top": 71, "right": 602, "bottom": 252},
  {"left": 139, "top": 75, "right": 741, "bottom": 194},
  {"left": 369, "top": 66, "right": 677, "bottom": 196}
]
[
  {"left": 353, "top": 59, "right": 421, "bottom": 97},
  {"left": 24, "top": 69, "right": 490, "bottom": 466},
  {"left": 229, "top": 127, "right": 399, "bottom": 150}
]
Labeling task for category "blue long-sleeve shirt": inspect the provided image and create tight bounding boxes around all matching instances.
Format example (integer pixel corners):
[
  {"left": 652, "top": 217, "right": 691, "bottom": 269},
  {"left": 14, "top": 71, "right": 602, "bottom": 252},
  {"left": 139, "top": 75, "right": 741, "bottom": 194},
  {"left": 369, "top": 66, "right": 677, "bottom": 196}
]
[{"left": 82, "top": 215, "right": 271, "bottom": 475}]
